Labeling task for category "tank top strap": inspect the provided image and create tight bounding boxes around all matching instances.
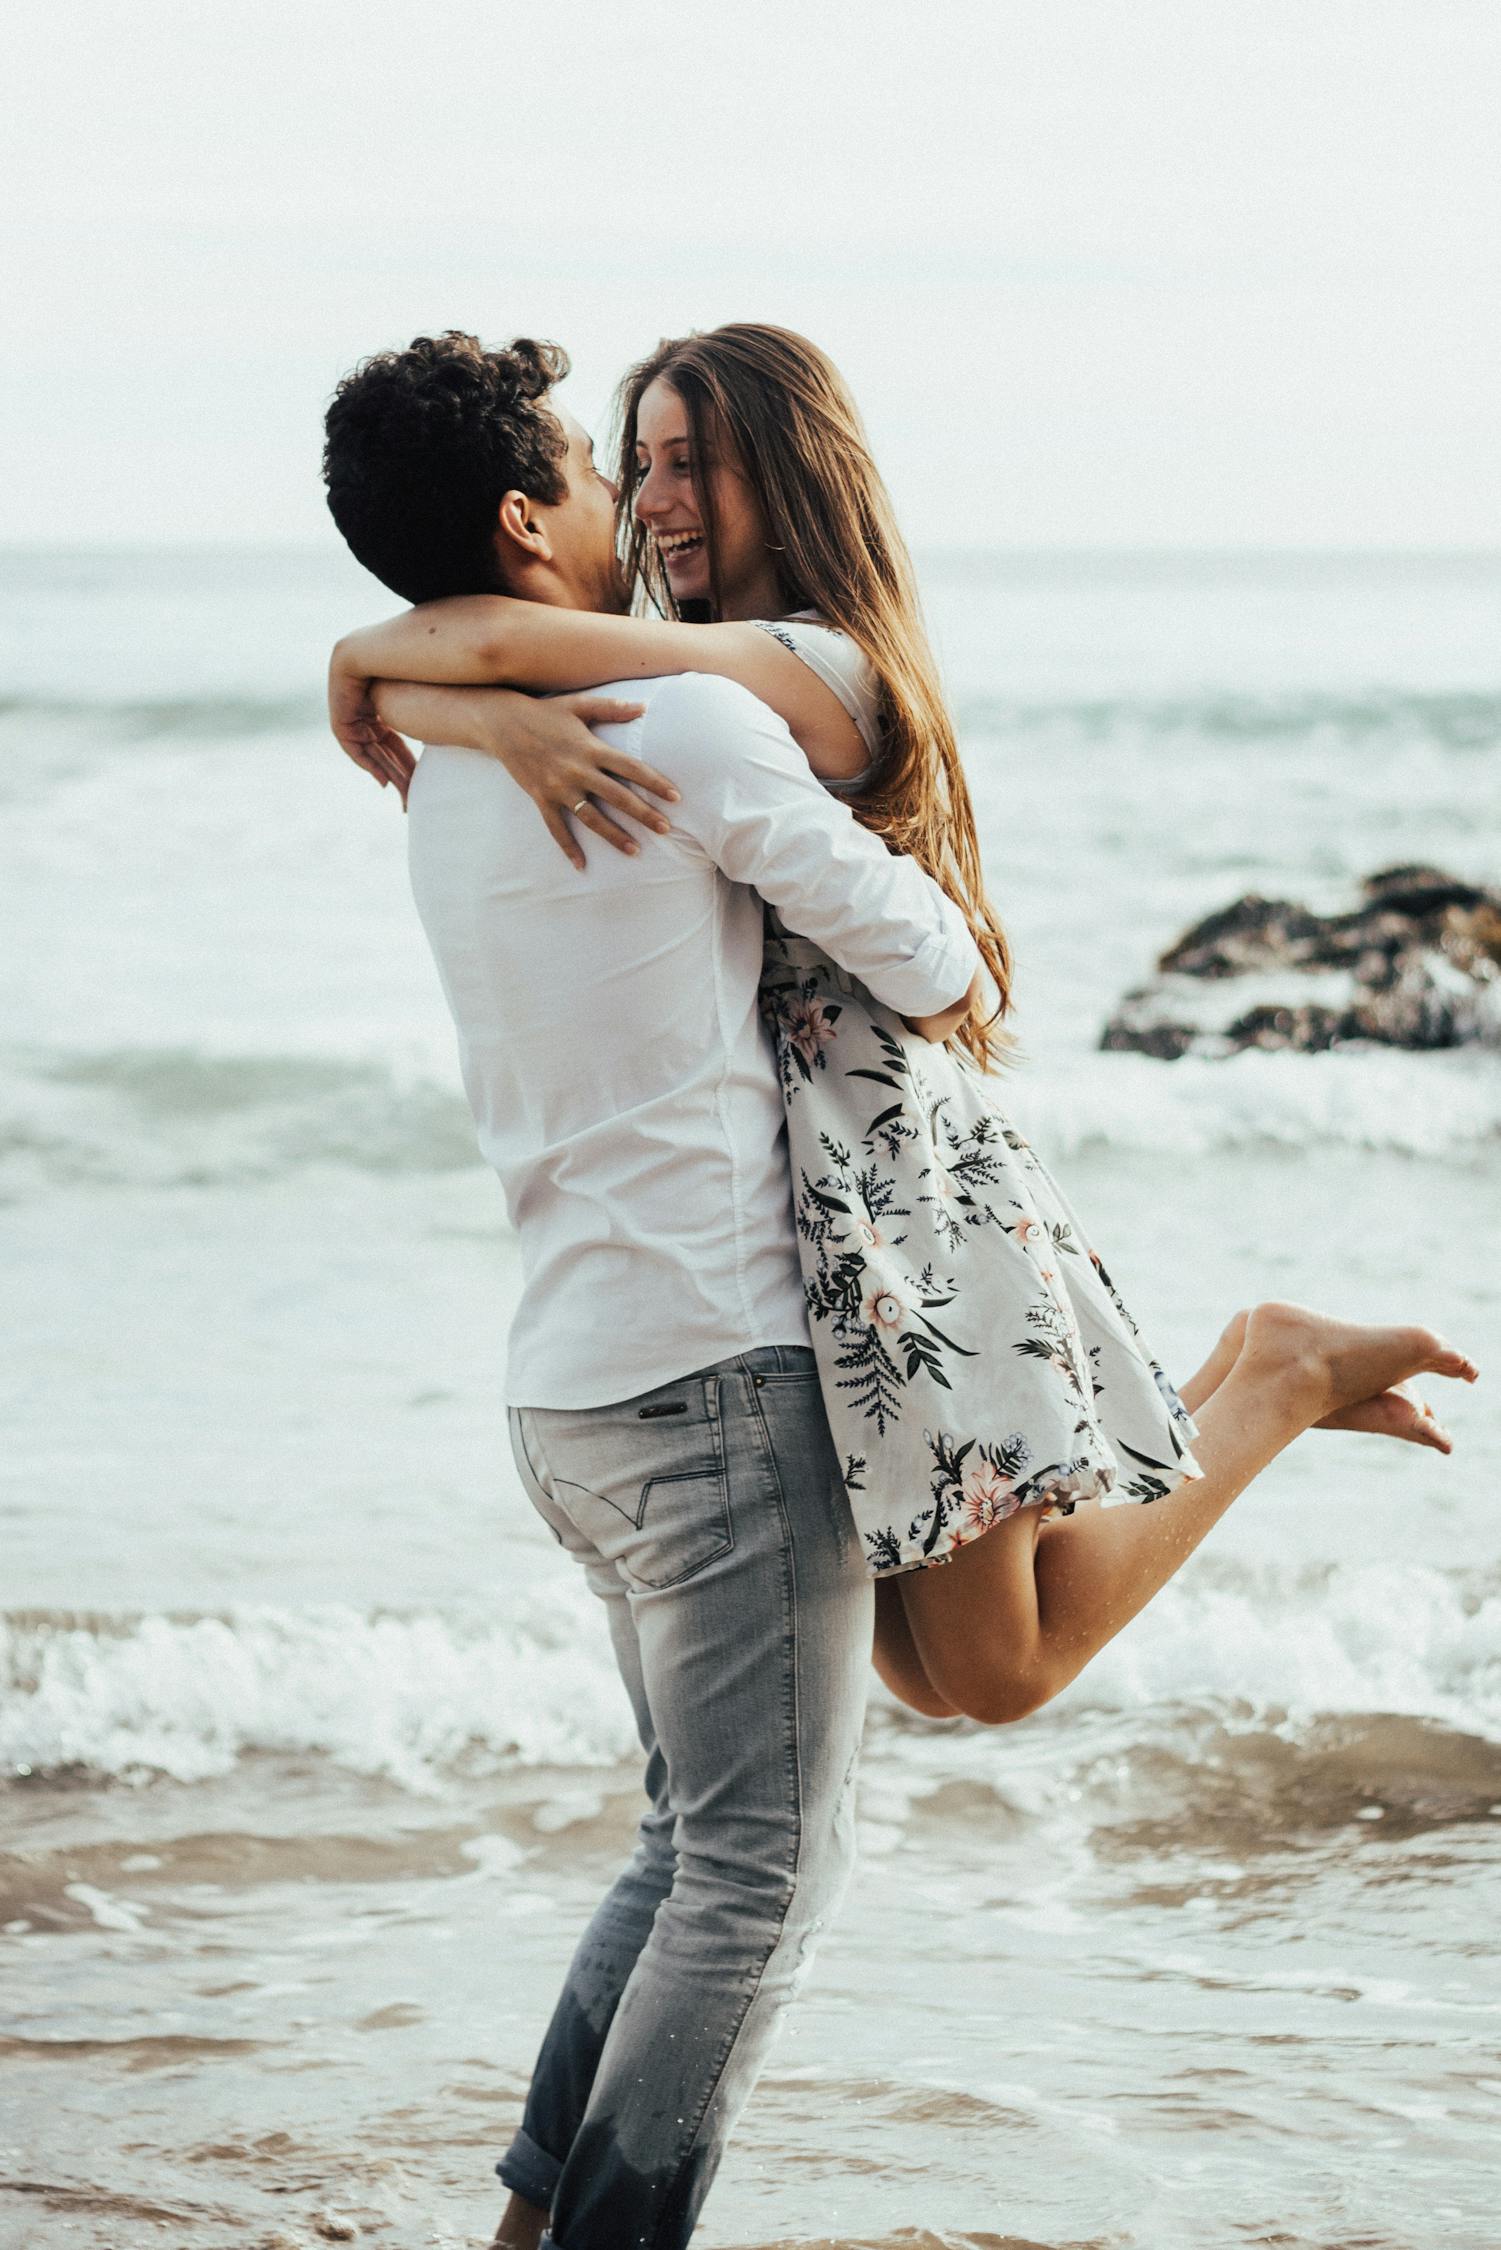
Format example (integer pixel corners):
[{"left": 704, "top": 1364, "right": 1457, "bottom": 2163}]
[{"left": 747, "top": 613, "right": 881, "bottom": 777}]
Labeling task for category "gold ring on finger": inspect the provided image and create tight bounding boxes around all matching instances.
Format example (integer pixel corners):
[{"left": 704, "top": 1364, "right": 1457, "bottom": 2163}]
[{"left": 572, "top": 798, "right": 589, "bottom": 815}]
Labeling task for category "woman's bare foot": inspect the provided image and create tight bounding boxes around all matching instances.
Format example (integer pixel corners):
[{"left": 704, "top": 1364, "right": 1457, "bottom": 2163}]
[
  {"left": 1180, "top": 1306, "right": 1465, "bottom": 1451},
  {"left": 1240, "top": 1299, "right": 1478, "bottom": 1429},
  {"left": 1321, "top": 1381, "right": 1454, "bottom": 1452}
]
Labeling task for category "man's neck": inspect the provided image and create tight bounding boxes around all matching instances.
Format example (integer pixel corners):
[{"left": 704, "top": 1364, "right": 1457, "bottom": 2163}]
[{"left": 506, "top": 562, "right": 625, "bottom": 616}]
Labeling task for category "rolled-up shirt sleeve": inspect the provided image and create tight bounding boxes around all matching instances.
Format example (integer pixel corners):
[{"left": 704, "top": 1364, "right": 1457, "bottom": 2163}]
[{"left": 641, "top": 672, "right": 983, "bottom": 1018}]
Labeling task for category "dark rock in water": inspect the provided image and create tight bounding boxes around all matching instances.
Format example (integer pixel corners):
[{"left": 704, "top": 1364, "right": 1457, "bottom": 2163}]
[{"left": 1102, "top": 863, "right": 1501, "bottom": 1058}]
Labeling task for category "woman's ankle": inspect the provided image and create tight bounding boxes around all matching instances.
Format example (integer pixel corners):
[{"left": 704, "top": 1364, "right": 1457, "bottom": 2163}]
[{"left": 1236, "top": 1301, "right": 1337, "bottom": 1420}]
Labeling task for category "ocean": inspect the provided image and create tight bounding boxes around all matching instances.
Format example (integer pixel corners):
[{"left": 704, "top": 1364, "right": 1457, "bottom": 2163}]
[{"left": 3, "top": 547, "right": 1499, "bottom": 2250}]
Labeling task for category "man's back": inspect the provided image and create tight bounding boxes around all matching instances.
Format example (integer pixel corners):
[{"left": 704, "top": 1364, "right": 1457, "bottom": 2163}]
[{"left": 406, "top": 669, "right": 980, "bottom": 1409}]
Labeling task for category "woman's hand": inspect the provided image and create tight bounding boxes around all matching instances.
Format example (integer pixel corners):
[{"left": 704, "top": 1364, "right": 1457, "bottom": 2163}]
[
  {"left": 365, "top": 680, "right": 674, "bottom": 868},
  {"left": 328, "top": 654, "right": 417, "bottom": 796},
  {"left": 464, "top": 689, "right": 675, "bottom": 870}
]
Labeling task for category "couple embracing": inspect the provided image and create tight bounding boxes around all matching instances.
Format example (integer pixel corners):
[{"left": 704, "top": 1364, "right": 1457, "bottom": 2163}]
[{"left": 320, "top": 323, "right": 1475, "bottom": 2250}]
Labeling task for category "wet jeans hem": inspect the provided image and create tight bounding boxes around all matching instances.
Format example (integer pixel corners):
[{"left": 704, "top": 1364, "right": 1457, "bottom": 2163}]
[{"left": 495, "top": 2124, "right": 561, "bottom": 2209}]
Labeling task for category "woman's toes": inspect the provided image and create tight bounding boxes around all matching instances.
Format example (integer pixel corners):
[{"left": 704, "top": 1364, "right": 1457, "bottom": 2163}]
[{"left": 1319, "top": 1386, "right": 1454, "bottom": 1452}]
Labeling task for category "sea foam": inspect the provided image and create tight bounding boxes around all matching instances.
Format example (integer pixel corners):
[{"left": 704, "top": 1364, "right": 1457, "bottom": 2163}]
[
  {"left": 6, "top": 1558, "right": 1500, "bottom": 1791},
  {"left": 1004, "top": 1044, "right": 1501, "bottom": 1159},
  {"left": 1, "top": 1585, "right": 637, "bottom": 1790}
]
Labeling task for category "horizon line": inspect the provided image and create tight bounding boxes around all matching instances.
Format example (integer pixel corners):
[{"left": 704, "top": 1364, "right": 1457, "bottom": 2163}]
[{"left": 3, "top": 539, "right": 1500, "bottom": 564}]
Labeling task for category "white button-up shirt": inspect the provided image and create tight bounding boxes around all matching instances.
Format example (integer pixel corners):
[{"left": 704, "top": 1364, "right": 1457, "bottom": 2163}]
[{"left": 405, "top": 670, "right": 981, "bottom": 1408}]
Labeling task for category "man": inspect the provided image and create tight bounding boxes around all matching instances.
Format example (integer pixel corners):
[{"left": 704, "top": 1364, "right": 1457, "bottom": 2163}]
[{"left": 322, "top": 331, "right": 982, "bottom": 2250}]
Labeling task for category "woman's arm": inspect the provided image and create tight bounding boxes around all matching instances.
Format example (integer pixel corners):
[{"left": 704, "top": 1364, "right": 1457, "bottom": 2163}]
[{"left": 332, "top": 598, "right": 867, "bottom": 779}]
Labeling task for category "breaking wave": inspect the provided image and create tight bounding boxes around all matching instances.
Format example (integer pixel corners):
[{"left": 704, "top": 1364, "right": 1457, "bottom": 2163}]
[{"left": 7, "top": 1557, "right": 1501, "bottom": 1794}]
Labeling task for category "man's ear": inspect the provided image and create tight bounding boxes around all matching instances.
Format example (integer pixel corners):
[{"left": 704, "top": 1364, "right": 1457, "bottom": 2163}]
[{"left": 495, "top": 488, "right": 553, "bottom": 571}]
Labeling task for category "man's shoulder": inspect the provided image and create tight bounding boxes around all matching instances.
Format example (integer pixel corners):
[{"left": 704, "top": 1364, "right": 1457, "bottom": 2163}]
[
  {"left": 582, "top": 674, "right": 787, "bottom": 806},
  {"left": 632, "top": 670, "right": 785, "bottom": 763},
  {"left": 563, "top": 670, "right": 752, "bottom": 745},
  {"left": 639, "top": 670, "right": 771, "bottom": 722}
]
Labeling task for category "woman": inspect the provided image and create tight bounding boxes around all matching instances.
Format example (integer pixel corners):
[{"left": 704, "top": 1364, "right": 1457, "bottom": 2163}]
[{"left": 330, "top": 323, "right": 1477, "bottom": 1726}]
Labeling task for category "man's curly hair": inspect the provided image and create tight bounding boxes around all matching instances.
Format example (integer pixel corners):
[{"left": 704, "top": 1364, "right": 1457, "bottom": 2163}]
[{"left": 322, "top": 331, "right": 571, "bottom": 602}]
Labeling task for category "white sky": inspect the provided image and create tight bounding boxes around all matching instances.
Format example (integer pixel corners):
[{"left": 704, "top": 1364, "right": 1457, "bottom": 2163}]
[{"left": 4, "top": 0, "right": 1498, "bottom": 550}]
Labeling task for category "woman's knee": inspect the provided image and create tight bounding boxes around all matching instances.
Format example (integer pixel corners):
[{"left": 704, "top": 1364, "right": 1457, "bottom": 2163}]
[
  {"left": 899, "top": 1677, "right": 964, "bottom": 1719},
  {"left": 925, "top": 1653, "right": 1057, "bottom": 1727},
  {"left": 873, "top": 1645, "right": 959, "bottom": 1718},
  {"left": 873, "top": 1580, "right": 961, "bottom": 1718}
]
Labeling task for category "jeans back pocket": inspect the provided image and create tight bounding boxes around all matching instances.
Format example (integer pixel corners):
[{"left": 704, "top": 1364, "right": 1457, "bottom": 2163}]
[{"left": 522, "top": 1375, "right": 734, "bottom": 1592}]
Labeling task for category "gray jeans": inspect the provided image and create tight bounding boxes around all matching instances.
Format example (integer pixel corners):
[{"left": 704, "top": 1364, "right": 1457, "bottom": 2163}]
[{"left": 500, "top": 1342, "right": 874, "bottom": 2250}]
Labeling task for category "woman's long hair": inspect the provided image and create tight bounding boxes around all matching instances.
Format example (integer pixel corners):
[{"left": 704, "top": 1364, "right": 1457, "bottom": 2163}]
[{"left": 613, "top": 323, "right": 1015, "bottom": 1071}]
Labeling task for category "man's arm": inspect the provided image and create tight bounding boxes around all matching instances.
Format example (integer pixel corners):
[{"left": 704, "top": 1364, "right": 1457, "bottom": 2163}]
[
  {"left": 904, "top": 967, "right": 988, "bottom": 1044},
  {"left": 641, "top": 673, "right": 985, "bottom": 1026}
]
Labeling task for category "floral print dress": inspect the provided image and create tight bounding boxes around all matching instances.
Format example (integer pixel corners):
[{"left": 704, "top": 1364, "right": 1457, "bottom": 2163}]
[{"left": 751, "top": 617, "right": 1205, "bottom": 1579}]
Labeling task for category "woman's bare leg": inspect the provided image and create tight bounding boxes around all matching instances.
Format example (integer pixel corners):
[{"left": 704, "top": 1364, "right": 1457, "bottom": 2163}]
[
  {"left": 868, "top": 1304, "right": 1255, "bottom": 1717},
  {"left": 897, "top": 1302, "right": 1477, "bottom": 1726},
  {"left": 872, "top": 1575, "right": 959, "bottom": 1716},
  {"left": 1175, "top": 1307, "right": 1251, "bottom": 1414},
  {"left": 872, "top": 1301, "right": 1467, "bottom": 1720},
  {"left": 870, "top": 1311, "right": 1253, "bottom": 1719}
]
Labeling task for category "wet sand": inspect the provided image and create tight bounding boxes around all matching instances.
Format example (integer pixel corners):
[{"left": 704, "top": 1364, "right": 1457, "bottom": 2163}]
[{"left": 8, "top": 1661, "right": 1501, "bottom": 2247}]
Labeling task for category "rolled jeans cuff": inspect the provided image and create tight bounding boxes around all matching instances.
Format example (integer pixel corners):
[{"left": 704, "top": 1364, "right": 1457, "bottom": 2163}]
[{"left": 496, "top": 2125, "right": 561, "bottom": 2209}]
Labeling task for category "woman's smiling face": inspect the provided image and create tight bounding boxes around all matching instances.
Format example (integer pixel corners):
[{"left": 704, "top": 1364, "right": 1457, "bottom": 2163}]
[{"left": 631, "top": 376, "right": 780, "bottom": 619}]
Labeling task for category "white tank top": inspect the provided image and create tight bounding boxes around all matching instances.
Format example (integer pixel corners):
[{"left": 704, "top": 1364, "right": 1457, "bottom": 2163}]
[{"left": 747, "top": 612, "right": 880, "bottom": 793}]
